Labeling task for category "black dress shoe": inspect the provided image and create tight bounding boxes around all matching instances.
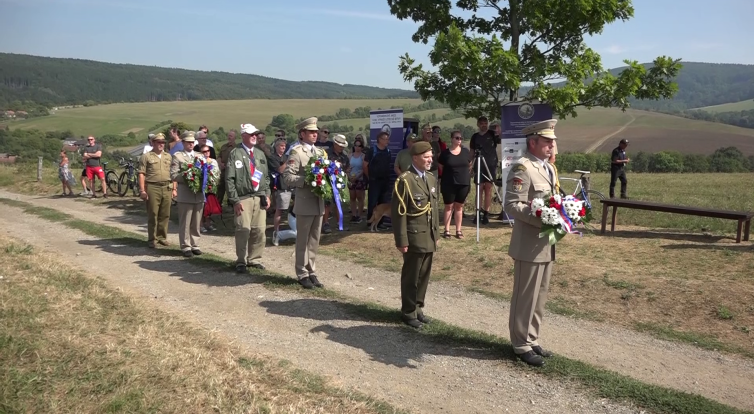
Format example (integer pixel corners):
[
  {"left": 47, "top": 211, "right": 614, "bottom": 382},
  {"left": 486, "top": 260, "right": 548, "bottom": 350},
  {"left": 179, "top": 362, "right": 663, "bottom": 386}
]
[
  {"left": 182, "top": 250, "right": 193, "bottom": 258},
  {"left": 402, "top": 318, "right": 423, "bottom": 329},
  {"left": 417, "top": 314, "right": 431, "bottom": 324},
  {"left": 247, "top": 263, "right": 265, "bottom": 270},
  {"left": 298, "top": 277, "right": 315, "bottom": 289},
  {"left": 517, "top": 351, "right": 545, "bottom": 367},
  {"left": 309, "top": 275, "right": 323, "bottom": 288},
  {"left": 235, "top": 264, "right": 248, "bottom": 274},
  {"left": 191, "top": 249, "right": 202, "bottom": 256},
  {"left": 532, "top": 345, "right": 553, "bottom": 358}
]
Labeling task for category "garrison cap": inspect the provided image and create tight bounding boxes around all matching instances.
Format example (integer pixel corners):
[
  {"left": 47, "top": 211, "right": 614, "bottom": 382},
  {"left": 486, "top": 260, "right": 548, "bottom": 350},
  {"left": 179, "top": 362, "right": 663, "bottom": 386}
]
[
  {"left": 407, "top": 133, "right": 422, "bottom": 143},
  {"left": 180, "top": 130, "right": 196, "bottom": 142},
  {"left": 410, "top": 141, "right": 432, "bottom": 156},
  {"left": 521, "top": 119, "right": 557, "bottom": 139},
  {"left": 296, "top": 117, "right": 319, "bottom": 131}
]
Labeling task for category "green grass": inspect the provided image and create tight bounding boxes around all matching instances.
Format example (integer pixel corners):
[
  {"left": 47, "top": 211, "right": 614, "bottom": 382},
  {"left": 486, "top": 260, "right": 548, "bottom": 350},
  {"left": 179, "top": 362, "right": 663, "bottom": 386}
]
[
  {"left": 1, "top": 197, "right": 750, "bottom": 414},
  {"left": 8, "top": 99, "right": 425, "bottom": 136},
  {"left": 696, "top": 99, "right": 754, "bottom": 113}
]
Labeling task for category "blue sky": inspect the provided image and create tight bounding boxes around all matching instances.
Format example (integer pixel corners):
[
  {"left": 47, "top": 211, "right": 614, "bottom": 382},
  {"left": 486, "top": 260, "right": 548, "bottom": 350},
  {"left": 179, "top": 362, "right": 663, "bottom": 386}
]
[{"left": 1, "top": 0, "right": 752, "bottom": 90}]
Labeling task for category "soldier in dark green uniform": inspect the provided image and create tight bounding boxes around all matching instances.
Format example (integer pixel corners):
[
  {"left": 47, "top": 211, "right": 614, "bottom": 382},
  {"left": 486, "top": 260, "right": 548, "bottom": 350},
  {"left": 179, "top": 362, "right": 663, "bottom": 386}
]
[
  {"left": 391, "top": 141, "right": 439, "bottom": 329},
  {"left": 138, "top": 132, "right": 173, "bottom": 248}
]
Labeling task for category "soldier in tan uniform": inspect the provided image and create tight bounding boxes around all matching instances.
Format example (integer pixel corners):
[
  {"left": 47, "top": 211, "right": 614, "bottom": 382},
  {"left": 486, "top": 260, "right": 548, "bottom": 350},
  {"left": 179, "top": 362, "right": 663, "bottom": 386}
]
[
  {"left": 170, "top": 131, "right": 206, "bottom": 257},
  {"left": 138, "top": 132, "right": 172, "bottom": 248},
  {"left": 392, "top": 141, "right": 439, "bottom": 329},
  {"left": 282, "top": 117, "right": 328, "bottom": 289},
  {"left": 503, "top": 119, "right": 559, "bottom": 367}
]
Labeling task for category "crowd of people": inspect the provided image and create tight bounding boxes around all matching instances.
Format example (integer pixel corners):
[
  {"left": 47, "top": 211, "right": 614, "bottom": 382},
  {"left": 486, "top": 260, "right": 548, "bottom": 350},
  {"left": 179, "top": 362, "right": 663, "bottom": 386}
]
[{"left": 58, "top": 113, "right": 633, "bottom": 368}]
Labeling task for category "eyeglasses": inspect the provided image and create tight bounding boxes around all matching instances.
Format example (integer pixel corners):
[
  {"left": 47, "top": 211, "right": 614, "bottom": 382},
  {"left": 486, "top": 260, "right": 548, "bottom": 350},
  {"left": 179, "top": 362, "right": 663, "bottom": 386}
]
[
  {"left": 322, "top": 131, "right": 330, "bottom": 134},
  {"left": 201, "top": 150, "right": 210, "bottom": 154},
  {"left": 353, "top": 144, "right": 362, "bottom": 148},
  {"left": 452, "top": 136, "right": 462, "bottom": 140},
  {"left": 274, "top": 134, "right": 282, "bottom": 137}
]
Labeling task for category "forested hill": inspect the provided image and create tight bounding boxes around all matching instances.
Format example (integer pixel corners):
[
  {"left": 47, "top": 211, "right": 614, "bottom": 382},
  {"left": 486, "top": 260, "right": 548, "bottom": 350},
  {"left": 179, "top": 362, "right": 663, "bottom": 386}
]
[
  {"left": 624, "top": 62, "right": 754, "bottom": 111},
  {"left": 0, "top": 53, "right": 419, "bottom": 106}
]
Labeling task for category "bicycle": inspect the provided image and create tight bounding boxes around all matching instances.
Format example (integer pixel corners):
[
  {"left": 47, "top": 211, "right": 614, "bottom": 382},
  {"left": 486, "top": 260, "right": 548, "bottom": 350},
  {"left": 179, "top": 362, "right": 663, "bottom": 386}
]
[
  {"left": 559, "top": 169, "right": 605, "bottom": 228},
  {"left": 117, "top": 157, "right": 139, "bottom": 197},
  {"left": 92, "top": 161, "right": 120, "bottom": 194}
]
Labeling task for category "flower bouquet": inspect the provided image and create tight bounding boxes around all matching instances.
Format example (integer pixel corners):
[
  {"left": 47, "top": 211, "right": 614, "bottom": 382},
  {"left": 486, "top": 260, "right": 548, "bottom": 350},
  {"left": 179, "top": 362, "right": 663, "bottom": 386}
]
[
  {"left": 304, "top": 156, "right": 350, "bottom": 230},
  {"left": 180, "top": 156, "right": 219, "bottom": 197},
  {"left": 304, "top": 156, "right": 349, "bottom": 203},
  {"left": 530, "top": 193, "right": 592, "bottom": 245}
]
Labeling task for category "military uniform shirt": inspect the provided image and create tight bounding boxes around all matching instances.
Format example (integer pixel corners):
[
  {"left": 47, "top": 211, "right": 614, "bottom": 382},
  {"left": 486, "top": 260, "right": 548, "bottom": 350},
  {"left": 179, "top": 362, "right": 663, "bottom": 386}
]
[{"left": 139, "top": 151, "right": 172, "bottom": 183}]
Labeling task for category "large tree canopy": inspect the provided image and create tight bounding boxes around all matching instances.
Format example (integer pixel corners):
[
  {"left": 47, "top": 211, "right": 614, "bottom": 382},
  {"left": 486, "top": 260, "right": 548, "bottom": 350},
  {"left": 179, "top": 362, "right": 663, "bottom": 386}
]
[{"left": 388, "top": 0, "right": 683, "bottom": 119}]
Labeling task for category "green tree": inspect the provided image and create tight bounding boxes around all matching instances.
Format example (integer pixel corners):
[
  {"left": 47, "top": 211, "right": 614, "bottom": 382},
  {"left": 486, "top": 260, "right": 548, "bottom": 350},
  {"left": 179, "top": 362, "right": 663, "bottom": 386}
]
[
  {"left": 388, "top": 0, "right": 683, "bottom": 119},
  {"left": 269, "top": 114, "right": 296, "bottom": 131}
]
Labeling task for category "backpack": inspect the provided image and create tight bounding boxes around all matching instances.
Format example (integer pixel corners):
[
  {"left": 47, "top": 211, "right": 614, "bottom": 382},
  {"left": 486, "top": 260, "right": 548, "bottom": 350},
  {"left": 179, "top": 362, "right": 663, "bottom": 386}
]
[{"left": 368, "top": 147, "right": 392, "bottom": 179}]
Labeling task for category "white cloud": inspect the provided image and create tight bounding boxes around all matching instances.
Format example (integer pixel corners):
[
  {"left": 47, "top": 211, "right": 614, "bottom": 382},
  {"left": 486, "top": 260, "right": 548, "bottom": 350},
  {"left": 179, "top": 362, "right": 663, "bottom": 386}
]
[{"left": 605, "top": 45, "right": 627, "bottom": 54}]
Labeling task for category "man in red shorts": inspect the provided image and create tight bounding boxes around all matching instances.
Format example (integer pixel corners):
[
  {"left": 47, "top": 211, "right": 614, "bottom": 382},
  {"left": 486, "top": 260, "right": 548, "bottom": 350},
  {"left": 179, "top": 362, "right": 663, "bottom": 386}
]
[{"left": 82, "top": 135, "right": 108, "bottom": 198}]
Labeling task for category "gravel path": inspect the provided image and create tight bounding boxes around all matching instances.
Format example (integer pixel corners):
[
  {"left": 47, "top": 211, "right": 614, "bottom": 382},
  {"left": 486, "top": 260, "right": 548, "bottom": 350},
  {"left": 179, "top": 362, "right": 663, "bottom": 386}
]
[{"left": 3, "top": 190, "right": 754, "bottom": 412}]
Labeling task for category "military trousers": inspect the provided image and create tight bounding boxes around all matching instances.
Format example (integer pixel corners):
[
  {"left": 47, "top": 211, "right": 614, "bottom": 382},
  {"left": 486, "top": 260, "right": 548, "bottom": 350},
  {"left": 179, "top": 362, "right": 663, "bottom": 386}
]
[
  {"left": 400, "top": 252, "right": 433, "bottom": 320},
  {"left": 509, "top": 260, "right": 552, "bottom": 354},
  {"left": 177, "top": 202, "right": 203, "bottom": 252},
  {"left": 145, "top": 182, "right": 172, "bottom": 243},
  {"left": 234, "top": 197, "right": 267, "bottom": 266},
  {"left": 294, "top": 214, "right": 323, "bottom": 279}
]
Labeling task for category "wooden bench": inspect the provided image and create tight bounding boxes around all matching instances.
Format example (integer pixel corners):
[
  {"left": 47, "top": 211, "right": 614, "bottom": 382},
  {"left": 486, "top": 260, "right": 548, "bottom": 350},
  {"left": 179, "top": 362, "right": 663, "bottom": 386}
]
[{"left": 599, "top": 199, "right": 753, "bottom": 243}]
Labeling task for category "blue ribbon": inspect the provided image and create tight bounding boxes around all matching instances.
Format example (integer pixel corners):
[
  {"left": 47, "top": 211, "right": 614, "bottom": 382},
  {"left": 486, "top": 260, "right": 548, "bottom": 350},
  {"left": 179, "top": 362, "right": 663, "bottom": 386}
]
[
  {"left": 199, "top": 160, "right": 209, "bottom": 202},
  {"left": 330, "top": 173, "right": 344, "bottom": 231},
  {"left": 558, "top": 202, "right": 581, "bottom": 236}
]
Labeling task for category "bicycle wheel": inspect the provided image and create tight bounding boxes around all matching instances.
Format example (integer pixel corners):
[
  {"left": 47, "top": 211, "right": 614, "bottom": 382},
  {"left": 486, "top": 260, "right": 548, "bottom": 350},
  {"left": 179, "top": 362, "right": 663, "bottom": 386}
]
[
  {"left": 130, "top": 176, "right": 139, "bottom": 197},
  {"left": 118, "top": 172, "right": 129, "bottom": 197},
  {"left": 106, "top": 171, "right": 119, "bottom": 194}
]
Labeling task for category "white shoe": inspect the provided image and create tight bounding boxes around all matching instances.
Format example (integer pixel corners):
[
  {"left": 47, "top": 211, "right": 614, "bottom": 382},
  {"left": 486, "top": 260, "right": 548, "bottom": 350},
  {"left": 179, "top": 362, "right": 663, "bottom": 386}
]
[
  {"left": 272, "top": 230, "right": 279, "bottom": 246},
  {"left": 200, "top": 227, "right": 208, "bottom": 233}
]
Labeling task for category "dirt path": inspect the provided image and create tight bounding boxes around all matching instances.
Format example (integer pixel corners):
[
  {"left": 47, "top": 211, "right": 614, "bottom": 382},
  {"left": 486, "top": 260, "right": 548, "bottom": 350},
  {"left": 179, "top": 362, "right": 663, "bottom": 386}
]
[
  {"left": 584, "top": 113, "right": 636, "bottom": 154},
  {"left": 3, "top": 190, "right": 754, "bottom": 412}
]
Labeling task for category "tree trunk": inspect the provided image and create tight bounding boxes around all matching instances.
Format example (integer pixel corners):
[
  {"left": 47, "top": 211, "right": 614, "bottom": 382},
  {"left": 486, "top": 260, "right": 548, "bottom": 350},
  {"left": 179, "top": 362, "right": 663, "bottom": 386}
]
[{"left": 508, "top": 0, "right": 520, "bottom": 102}]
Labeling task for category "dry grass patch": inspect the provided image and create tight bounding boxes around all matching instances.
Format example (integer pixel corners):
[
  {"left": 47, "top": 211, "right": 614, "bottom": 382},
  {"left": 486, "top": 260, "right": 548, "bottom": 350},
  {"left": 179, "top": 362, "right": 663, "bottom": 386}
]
[
  {"left": 319, "top": 224, "right": 754, "bottom": 356},
  {"left": 0, "top": 233, "right": 405, "bottom": 414}
]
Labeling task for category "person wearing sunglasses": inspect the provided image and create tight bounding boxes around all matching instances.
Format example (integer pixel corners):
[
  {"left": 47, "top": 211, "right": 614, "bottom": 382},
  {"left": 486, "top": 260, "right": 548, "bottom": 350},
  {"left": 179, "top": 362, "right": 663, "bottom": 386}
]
[{"left": 348, "top": 135, "right": 367, "bottom": 223}]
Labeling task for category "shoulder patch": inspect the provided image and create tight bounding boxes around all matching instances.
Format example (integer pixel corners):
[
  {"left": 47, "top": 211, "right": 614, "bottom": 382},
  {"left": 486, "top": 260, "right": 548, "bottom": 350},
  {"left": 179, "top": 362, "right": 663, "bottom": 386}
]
[
  {"left": 512, "top": 178, "right": 524, "bottom": 192},
  {"left": 398, "top": 171, "right": 410, "bottom": 179},
  {"left": 511, "top": 164, "right": 527, "bottom": 173},
  {"left": 426, "top": 171, "right": 435, "bottom": 177}
]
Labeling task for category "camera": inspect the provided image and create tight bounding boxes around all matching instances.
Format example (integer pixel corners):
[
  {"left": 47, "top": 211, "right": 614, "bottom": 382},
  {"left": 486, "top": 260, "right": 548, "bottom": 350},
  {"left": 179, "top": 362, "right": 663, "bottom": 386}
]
[{"left": 474, "top": 149, "right": 482, "bottom": 156}]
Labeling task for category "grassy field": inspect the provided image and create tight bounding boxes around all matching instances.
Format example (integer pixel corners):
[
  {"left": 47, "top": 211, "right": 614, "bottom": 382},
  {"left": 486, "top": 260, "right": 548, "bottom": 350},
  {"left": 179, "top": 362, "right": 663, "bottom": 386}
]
[
  {"left": 2, "top": 163, "right": 753, "bottom": 358},
  {"left": 0, "top": 231, "right": 403, "bottom": 413},
  {"left": 696, "top": 99, "right": 754, "bottom": 113},
  {"left": 5, "top": 99, "right": 754, "bottom": 155}
]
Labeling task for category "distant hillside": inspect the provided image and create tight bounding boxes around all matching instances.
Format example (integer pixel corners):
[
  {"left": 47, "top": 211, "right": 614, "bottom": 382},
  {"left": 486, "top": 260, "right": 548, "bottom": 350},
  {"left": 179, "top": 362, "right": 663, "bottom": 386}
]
[
  {"left": 623, "top": 62, "right": 754, "bottom": 111},
  {"left": 0, "top": 53, "right": 419, "bottom": 107}
]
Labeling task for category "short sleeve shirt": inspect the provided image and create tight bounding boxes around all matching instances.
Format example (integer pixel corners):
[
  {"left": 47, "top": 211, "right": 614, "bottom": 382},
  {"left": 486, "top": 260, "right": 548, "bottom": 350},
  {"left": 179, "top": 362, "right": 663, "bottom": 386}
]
[
  {"left": 611, "top": 146, "right": 626, "bottom": 170},
  {"left": 138, "top": 151, "right": 172, "bottom": 183},
  {"left": 84, "top": 143, "right": 102, "bottom": 167},
  {"left": 470, "top": 130, "right": 500, "bottom": 164}
]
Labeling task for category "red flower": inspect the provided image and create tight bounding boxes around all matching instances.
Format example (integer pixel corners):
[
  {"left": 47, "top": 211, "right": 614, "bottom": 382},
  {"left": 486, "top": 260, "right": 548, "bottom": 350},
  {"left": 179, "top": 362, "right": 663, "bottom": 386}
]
[
  {"left": 315, "top": 161, "right": 321, "bottom": 166},
  {"left": 536, "top": 209, "right": 542, "bottom": 218},
  {"left": 579, "top": 207, "right": 586, "bottom": 217},
  {"left": 316, "top": 174, "right": 322, "bottom": 180}
]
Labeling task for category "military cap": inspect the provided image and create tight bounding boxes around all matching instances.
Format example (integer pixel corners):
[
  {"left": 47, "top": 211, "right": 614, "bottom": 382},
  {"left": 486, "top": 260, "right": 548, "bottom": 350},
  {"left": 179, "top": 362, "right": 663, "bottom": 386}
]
[
  {"left": 152, "top": 132, "right": 166, "bottom": 141},
  {"left": 407, "top": 133, "right": 422, "bottom": 143},
  {"left": 180, "top": 130, "right": 196, "bottom": 142},
  {"left": 332, "top": 134, "right": 348, "bottom": 148},
  {"left": 296, "top": 117, "right": 319, "bottom": 131},
  {"left": 521, "top": 119, "right": 557, "bottom": 139},
  {"left": 410, "top": 141, "right": 432, "bottom": 156}
]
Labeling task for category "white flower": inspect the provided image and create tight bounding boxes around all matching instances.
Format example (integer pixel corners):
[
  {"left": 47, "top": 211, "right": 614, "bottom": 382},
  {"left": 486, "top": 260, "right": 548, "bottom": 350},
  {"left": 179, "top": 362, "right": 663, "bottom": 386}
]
[
  {"left": 337, "top": 177, "right": 343, "bottom": 182},
  {"left": 324, "top": 160, "right": 330, "bottom": 165},
  {"left": 340, "top": 171, "right": 345, "bottom": 176},
  {"left": 334, "top": 161, "right": 341, "bottom": 168},
  {"left": 311, "top": 181, "right": 317, "bottom": 187},
  {"left": 319, "top": 168, "right": 325, "bottom": 174},
  {"left": 553, "top": 194, "right": 562, "bottom": 205},
  {"left": 336, "top": 184, "right": 342, "bottom": 189},
  {"left": 531, "top": 198, "right": 545, "bottom": 213}
]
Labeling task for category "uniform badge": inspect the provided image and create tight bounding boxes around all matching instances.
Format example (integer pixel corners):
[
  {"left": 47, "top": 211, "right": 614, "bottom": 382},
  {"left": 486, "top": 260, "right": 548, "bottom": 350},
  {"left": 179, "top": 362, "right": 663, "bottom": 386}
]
[
  {"left": 512, "top": 164, "right": 526, "bottom": 173},
  {"left": 512, "top": 178, "right": 523, "bottom": 192},
  {"left": 430, "top": 187, "right": 435, "bottom": 193},
  {"left": 234, "top": 160, "right": 243, "bottom": 168}
]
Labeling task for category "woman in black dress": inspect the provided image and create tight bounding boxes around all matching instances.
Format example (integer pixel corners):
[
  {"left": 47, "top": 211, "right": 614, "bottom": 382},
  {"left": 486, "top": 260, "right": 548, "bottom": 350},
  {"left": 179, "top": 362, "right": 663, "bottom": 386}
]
[{"left": 438, "top": 131, "right": 472, "bottom": 239}]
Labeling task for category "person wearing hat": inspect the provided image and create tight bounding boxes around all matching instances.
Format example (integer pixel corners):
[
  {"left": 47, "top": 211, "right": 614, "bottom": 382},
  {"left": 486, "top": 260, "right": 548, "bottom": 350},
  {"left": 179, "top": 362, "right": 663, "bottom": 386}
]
[
  {"left": 138, "top": 133, "right": 173, "bottom": 248},
  {"left": 170, "top": 130, "right": 206, "bottom": 257},
  {"left": 226, "top": 123, "right": 270, "bottom": 273},
  {"left": 394, "top": 133, "right": 422, "bottom": 176},
  {"left": 503, "top": 118, "right": 559, "bottom": 367},
  {"left": 143, "top": 133, "right": 155, "bottom": 154},
  {"left": 283, "top": 116, "right": 328, "bottom": 289},
  {"left": 610, "top": 139, "right": 630, "bottom": 199},
  {"left": 391, "top": 141, "right": 439, "bottom": 329},
  {"left": 323, "top": 134, "right": 351, "bottom": 232}
]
